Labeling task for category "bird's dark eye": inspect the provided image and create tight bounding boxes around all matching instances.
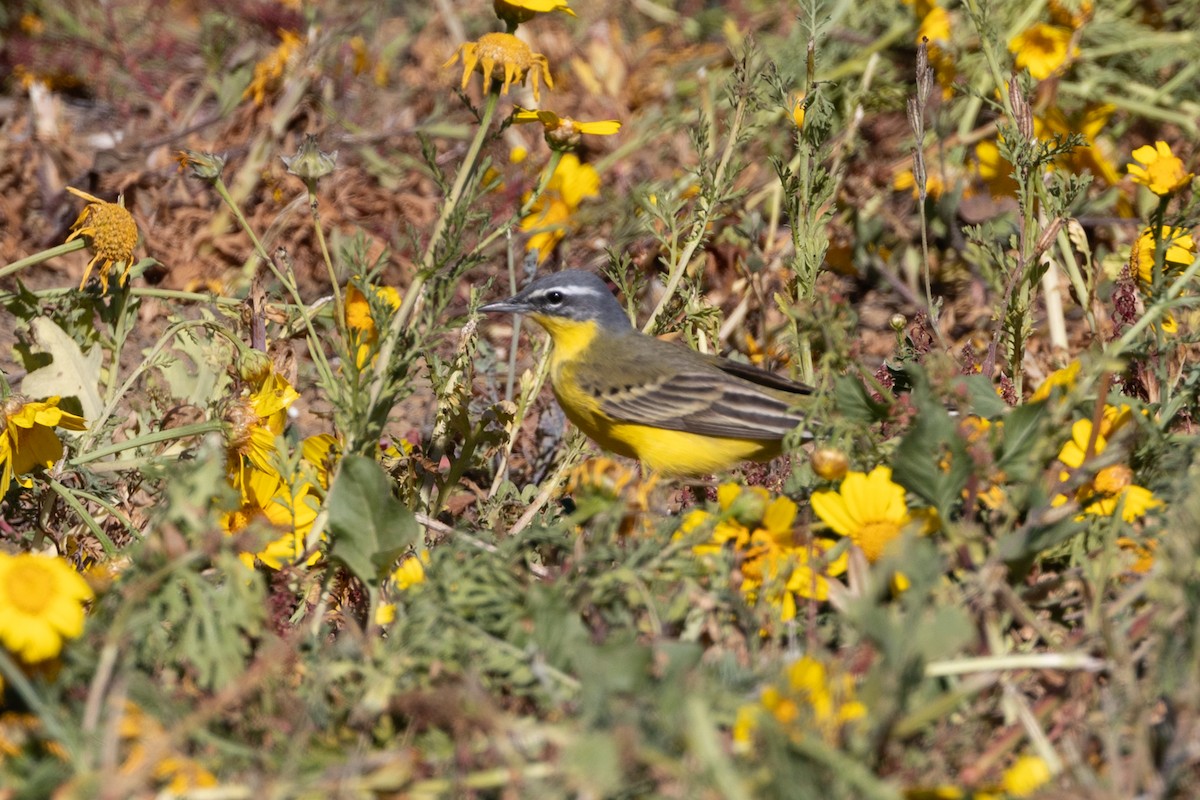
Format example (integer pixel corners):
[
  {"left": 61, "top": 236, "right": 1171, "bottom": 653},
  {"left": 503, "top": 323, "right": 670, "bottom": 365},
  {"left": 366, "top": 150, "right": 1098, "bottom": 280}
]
[{"left": 545, "top": 290, "right": 565, "bottom": 304}]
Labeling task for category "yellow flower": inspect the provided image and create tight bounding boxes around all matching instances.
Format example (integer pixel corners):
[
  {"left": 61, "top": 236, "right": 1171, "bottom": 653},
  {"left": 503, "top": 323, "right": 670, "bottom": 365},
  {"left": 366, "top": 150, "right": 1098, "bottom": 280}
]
[
  {"left": 919, "top": 4, "right": 951, "bottom": 43},
  {"left": 893, "top": 167, "right": 950, "bottom": 200},
  {"left": 375, "top": 602, "right": 397, "bottom": 626},
  {"left": 1048, "top": 0, "right": 1093, "bottom": 28},
  {"left": 1128, "top": 226, "right": 1196, "bottom": 332},
  {"left": 1128, "top": 141, "right": 1194, "bottom": 196},
  {"left": 1057, "top": 405, "right": 1130, "bottom": 469},
  {"left": 1030, "top": 360, "right": 1080, "bottom": 402},
  {"left": 811, "top": 466, "right": 913, "bottom": 562},
  {"left": 687, "top": 484, "right": 846, "bottom": 623},
  {"left": 244, "top": 30, "right": 304, "bottom": 106},
  {"left": 0, "top": 396, "right": 87, "bottom": 497},
  {"left": 224, "top": 370, "right": 300, "bottom": 498},
  {"left": 1054, "top": 408, "right": 1161, "bottom": 522},
  {"left": 0, "top": 553, "right": 93, "bottom": 663},
  {"left": 567, "top": 457, "right": 661, "bottom": 536},
  {"left": 757, "top": 656, "right": 866, "bottom": 744},
  {"left": 445, "top": 32, "right": 553, "bottom": 102},
  {"left": 513, "top": 108, "right": 620, "bottom": 151},
  {"left": 64, "top": 187, "right": 138, "bottom": 292},
  {"left": 118, "top": 702, "right": 218, "bottom": 793},
  {"left": 1001, "top": 755, "right": 1052, "bottom": 797},
  {"left": 1009, "top": 23, "right": 1077, "bottom": 80},
  {"left": 974, "top": 138, "right": 1019, "bottom": 197},
  {"left": 1036, "top": 104, "right": 1120, "bottom": 187},
  {"left": 731, "top": 704, "right": 758, "bottom": 753},
  {"left": 520, "top": 152, "right": 599, "bottom": 261},
  {"left": 226, "top": 475, "right": 322, "bottom": 570},
  {"left": 345, "top": 282, "right": 402, "bottom": 368},
  {"left": 301, "top": 433, "right": 340, "bottom": 489},
  {"left": 1130, "top": 227, "right": 1197, "bottom": 285},
  {"left": 789, "top": 92, "right": 806, "bottom": 129},
  {"left": 390, "top": 551, "right": 428, "bottom": 590},
  {"left": 1117, "top": 536, "right": 1156, "bottom": 574},
  {"left": 918, "top": 4, "right": 956, "bottom": 97},
  {"left": 494, "top": 0, "right": 574, "bottom": 28}
]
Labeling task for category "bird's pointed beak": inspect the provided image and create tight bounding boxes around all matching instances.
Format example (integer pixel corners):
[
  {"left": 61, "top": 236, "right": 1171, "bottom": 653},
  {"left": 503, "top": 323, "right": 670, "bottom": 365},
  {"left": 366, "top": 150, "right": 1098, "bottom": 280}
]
[
  {"left": 480, "top": 286, "right": 532, "bottom": 315},
  {"left": 479, "top": 297, "right": 524, "bottom": 314}
]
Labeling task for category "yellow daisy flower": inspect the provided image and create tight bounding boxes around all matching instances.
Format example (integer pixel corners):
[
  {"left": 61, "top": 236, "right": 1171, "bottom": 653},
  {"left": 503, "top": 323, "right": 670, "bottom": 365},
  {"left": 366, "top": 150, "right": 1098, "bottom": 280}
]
[
  {"left": 1130, "top": 227, "right": 1197, "bottom": 286},
  {"left": 1127, "top": 141, "right": 1194, "bottom": 196},
  {"left": 244, "top": 30, "right": 304, "bottom": 106},
  {"left": 520, "top": 152, "right": 599, "bottom": 261},
  {"left": 1009, "top": 23, "right": 1077, "bottom": 80},
  {"left": 445, "top": 32, "right": 553, "bottom": 102},
  {"left": 389, "top": 551, "right": 429, "bottom": 590},
  {"left": 301, "top": 432, "right": 340, "bottom": 489},
  {"left": 64, "top": 187, "right": 138, "bottom": 293},
  {"left": 1036, "top": 103, "right": 1120, "bottom": 187},
  {"left": 1001, "top": 755, "right": 1052, "bottom": 797},
  {"left": 226, "top": 474, "right": 322, "bottom": 570},
  {"left": 746, "top": 656, "right": 866, "bottom": 747},
  {"left": 224, "top": 369, "right": 299, "bottom": 497},
  {"left": 685, "top": 484, "right": 846, "bottom": 623},
  {"left": 1030, "top": 360, "right": 1081, "bottom": 402},
  {"left": 1128, "top": 226, "right": 1196, "bottom": 333},
  {"left": 918, "top": 4, "right": 956, "bottom": 97},
  {"left": 1048, "top": 0, "right": 1093, "bottom": 28},
  {"left": 494, "top": 0, "right": 574, "bottom": 28},
  {"left": 1054, "top": 407, "right": 1161, "bottom": 522},
  {"left": 811, "top": 466, "right": 913, "bottom": 563},
  {"left": 513, "top": 107, "right": 620, "bottom": 150},
  {"left": 0, "top": 396, "right": 87, "bottom": 497},
  {"left": 1116, "top": 536, "right": 1155, "bottom": 574},
  {"left": 345, "top": 281, "right": 402, "bottom": 368},
  {"left": 0, "top": 552, "right": 94, "bottom": 663},
  {"left": 974, "top": 138, "right": 1020, "bottom": 197}
]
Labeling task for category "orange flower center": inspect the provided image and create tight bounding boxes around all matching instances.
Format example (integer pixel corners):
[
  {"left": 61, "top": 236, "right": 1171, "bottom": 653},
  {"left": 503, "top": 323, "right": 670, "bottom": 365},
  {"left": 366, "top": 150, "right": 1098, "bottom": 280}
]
[
  {"left": 86, "top": 202, "right": 138, "bottom": 263},
  {"left": 1094, "top": 464, "right": 1133, "bottom": 495},
  {"left": 855, "top": 520, "right": 903, "bottom": 563},
  {"left": 475, "top": 32, "right": 534, "bottom": 77}
]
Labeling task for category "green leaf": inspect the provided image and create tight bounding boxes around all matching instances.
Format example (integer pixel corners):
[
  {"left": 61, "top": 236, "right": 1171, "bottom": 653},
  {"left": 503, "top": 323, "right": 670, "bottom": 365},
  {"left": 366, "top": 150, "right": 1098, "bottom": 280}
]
[
  {"left": 957, "top": 373, "right": 1009, "bottom": 419},
  {"left": 892, "top": 367, "right": 970, "bottom": 516},
  {"left": 834, "top": 374, "right": 890, "bottom": 424},
  {"left": 996, "top": 401, "right": 1049, "bottom": 483},
  {"left": 326, "top": 455, "right": 419, "bottom": 588},
  {"left": 20, "top": 317, "right": 104, "bottom": 422}
]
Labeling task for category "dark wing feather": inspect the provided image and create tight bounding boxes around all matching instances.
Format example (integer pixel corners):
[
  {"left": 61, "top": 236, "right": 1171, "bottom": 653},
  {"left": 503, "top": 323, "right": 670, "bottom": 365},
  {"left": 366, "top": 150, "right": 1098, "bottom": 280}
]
[
  {"left": 713, "top": 358, "right": 813, "bottom": 395},
  {"left": 572, "top": 340, "right": 806, "bottom": 439}
]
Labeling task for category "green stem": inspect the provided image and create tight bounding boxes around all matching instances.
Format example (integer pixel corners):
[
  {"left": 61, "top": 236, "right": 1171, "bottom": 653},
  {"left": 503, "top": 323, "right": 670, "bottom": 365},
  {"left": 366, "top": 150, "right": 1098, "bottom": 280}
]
[
  {"left": 364, "top": 88, "right": 502, "bottom": 438},
  {"left": 495, "top": 149, "right": 563, "bottom": 405},
  {"left": 0, "top": 240, "right": 85, "bottom": 281},
  {"left": 80, "top": 319, "right": 245, "bottom": 451},
  {"left": 211, "top": 177, "right": 336, "bottom": 390},
  {"left": 102, "top": 282, "right": 134, "bottom": 410},
  {"left": 0, "top": 650, "right": 79, "bottom": 760},
  {"left": 71, "top": 420, "right": 224, "bottom": 466},
  {"left": 308, "top": 190, "right": 344, "bottom": 329},
  {"left": 46, "top": 478, "right": 118, "bottom": 555},
  {"left": 643, "top": 84, "right": 748, "bottom": 334}
]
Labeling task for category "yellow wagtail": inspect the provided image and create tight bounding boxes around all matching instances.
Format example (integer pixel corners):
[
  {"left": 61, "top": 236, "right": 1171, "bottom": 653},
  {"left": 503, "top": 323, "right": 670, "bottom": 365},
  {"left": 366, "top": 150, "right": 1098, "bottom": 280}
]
[{"left": 480, "top": 270, "right": 813, "bottom": 476}]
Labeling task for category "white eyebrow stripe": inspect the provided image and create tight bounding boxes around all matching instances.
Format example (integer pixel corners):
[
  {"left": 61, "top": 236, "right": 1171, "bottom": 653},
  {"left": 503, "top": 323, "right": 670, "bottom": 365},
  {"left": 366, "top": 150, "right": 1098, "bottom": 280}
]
[{"left": 532, "top": 285, "right": 606, "bottom": 299}]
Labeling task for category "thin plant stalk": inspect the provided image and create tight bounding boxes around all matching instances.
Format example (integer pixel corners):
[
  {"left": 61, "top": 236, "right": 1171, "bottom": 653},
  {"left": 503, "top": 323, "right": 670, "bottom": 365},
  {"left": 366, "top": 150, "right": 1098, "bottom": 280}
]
[
  {"left": 0, "top": 240, "right": 85, "bottom": 281},
  {"left": 366, "top": 88, "right": 502, "bottom": 422}
]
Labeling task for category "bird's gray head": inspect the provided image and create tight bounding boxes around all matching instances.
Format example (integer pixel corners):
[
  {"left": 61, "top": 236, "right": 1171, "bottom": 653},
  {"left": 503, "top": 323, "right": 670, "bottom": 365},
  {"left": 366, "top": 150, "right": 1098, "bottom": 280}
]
[{"left": 479, "top": 270, "right": 633, "bottom": 331}]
